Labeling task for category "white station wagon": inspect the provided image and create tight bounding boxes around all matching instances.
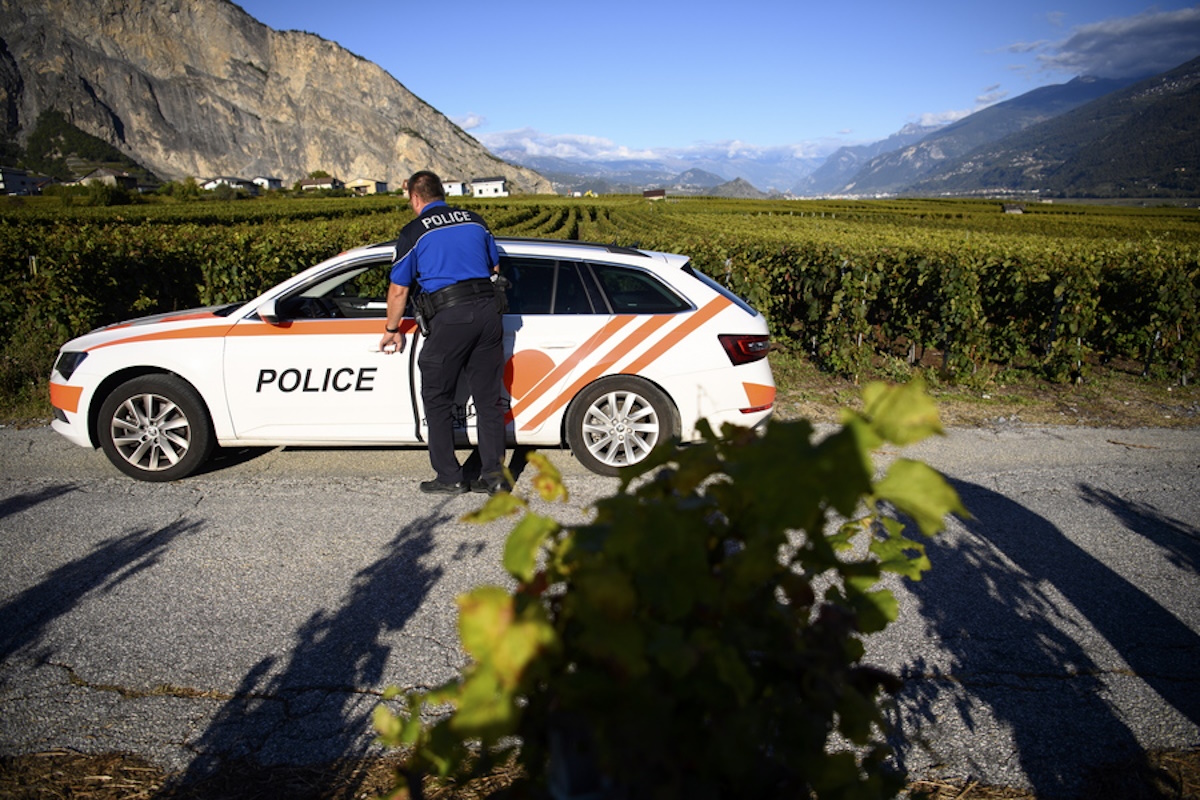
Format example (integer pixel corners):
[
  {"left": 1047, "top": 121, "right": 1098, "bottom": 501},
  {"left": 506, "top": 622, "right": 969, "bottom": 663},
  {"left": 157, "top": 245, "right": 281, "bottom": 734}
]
[{"left": 49, "top": 238, "right": 776, "bottom": 481}]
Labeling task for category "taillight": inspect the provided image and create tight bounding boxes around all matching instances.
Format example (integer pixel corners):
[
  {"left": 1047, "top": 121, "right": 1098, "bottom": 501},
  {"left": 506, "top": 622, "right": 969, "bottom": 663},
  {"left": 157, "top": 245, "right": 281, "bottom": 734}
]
[{"left": 718, "top": 334, "right": 770, "bottom": 366}]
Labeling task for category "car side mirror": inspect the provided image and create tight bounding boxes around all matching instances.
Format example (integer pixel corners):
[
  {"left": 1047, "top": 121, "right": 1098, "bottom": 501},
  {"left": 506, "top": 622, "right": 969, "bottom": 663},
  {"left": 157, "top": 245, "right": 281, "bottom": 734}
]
[{"left": 257, "top": 297, "right": 282, "bottom": 325}]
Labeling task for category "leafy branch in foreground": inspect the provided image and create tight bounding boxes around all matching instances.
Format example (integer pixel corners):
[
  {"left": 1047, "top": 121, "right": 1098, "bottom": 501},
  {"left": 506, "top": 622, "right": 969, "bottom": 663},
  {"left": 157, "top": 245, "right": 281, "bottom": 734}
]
[{"left": 375, "top": 380, "right": 966, "bottom": 799}]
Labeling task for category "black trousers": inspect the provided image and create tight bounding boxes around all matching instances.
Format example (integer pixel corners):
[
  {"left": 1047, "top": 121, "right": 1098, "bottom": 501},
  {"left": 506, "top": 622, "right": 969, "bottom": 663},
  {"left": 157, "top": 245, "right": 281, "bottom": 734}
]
[{"left": 418, "top": 294, "right": 506, "bottom": 483}]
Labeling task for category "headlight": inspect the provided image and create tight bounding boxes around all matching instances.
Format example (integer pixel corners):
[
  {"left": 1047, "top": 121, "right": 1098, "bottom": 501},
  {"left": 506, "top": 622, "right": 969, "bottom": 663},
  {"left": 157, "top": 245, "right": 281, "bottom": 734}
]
[{"left": 54, "top": 351, "right": 88, "bottom": 380}]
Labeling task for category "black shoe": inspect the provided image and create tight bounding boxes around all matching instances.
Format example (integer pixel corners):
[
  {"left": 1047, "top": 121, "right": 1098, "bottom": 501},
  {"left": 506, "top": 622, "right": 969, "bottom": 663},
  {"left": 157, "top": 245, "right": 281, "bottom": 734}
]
[
  {"left": 420, "top": 479, "right": 469, "bottom": 495},
  {"left": 470, "top": 476, "right": 511, "bottom": 495}
]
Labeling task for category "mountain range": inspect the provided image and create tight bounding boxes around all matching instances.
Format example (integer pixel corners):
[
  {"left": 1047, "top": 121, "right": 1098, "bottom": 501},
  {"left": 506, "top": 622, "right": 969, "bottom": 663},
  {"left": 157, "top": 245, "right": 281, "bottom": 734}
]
[
  {"left": 499, "top": 61, "right": 1200, "bottom": 199},
  {"left": 0, "top": 0, "right": 1196, "bottom": 200},
  {"left": 906, "top": 57, "right": 1200, "bottom": 197},
  {"left": 830, "top": 75, "right": 1136, "bottom": 196}
]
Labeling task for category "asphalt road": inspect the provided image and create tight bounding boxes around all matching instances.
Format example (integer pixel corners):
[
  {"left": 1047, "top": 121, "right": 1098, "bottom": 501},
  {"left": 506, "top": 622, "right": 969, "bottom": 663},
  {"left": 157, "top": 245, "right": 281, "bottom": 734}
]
[{"left": 1, "top": 422, "right": 1198, "bottom": 797}]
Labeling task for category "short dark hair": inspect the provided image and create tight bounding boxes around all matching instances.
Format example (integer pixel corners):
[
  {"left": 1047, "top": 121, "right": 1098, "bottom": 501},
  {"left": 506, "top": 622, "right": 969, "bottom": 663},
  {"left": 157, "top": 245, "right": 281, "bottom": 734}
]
[{"left": 407, "top": 171, "right": 445, "bottom": 202}]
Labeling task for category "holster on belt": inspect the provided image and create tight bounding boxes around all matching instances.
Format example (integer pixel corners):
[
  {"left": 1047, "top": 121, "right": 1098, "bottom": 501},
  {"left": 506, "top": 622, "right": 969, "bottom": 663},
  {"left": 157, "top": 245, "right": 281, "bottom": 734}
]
[{"left": 420, "top": 277, "right": 509, "bottom": 326}]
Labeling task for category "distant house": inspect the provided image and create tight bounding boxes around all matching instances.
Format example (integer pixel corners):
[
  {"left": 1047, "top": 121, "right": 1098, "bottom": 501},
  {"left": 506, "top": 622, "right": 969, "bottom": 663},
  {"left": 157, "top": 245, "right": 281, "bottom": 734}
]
[
  {"left": 31, "top": 175, "right": 57, "bottom": 194},
  {"left": 298, "top": 176, "right": 345, "bottom": 191},
  {"left": 470, "top": 176, "right": 508, "bottom": 198},
  {"left": 73, "top": 168, "right": 137, "bottom": 190},
  {"left": 1002, "top": 203, "right": 1026, "bottom": 214},
  {"left": 442, "top": 180, "right": 468, "bottom": 197},
  {"left": 0, "top": 166, "right": 37, "bottom": 196},
  {"left": 252, "top": 176, "right": 283, "bottom": 191},
  {"left": 643, "top": 189, "right": 667, "bottom": 201},
  {"left": 346, "top": 178, "right": 388, "bottom": 196},
  {"left": 202, "top": 176, "right": 258, "bottom": 194}
]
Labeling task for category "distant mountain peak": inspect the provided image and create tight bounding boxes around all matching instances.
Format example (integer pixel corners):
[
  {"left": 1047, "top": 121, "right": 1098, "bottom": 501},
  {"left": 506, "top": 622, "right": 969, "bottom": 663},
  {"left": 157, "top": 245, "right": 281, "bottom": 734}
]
[
  {"left": 908, "top": 54, "right": 1200, "bottom": 197},
  {"left": 0, "top": 0, "right": 551, "bottom": 192},
  {"left": 831, "top": 72, "right": 1141, "bottom": 196}
]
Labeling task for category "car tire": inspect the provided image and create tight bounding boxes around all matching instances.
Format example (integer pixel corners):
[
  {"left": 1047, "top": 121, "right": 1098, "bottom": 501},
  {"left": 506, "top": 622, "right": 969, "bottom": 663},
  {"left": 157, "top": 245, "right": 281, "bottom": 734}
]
[
  {"left": 565, "top": 376, "right": 678, "bottom": 477},
  {"left": 97, "top": 374, "right": 215, "bottom": 482}
]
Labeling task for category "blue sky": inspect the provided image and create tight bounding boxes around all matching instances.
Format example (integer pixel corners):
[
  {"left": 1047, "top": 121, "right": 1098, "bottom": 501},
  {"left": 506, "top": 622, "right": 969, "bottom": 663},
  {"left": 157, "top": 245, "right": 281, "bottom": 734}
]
[{"left": 234, "top": 1, "right": 1200, "bottom": 162}]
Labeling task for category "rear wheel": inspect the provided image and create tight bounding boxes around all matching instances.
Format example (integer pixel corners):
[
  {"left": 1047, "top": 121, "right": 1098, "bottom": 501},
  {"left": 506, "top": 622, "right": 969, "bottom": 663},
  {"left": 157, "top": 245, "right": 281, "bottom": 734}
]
[
  {"left": 98, "top": 374, "right": 215, "bottom": 482},
  {"left": 565, "top": 377, "right": 678, "bottom": 477}
]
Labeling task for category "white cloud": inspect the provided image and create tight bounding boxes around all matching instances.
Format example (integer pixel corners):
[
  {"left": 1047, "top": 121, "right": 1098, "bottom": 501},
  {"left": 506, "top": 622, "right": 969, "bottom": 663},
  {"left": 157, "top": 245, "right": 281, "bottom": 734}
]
[
  {"left": 477, "top": 128, "right": 660, "bottom": 160},
  {"left": 453, "top": 113, "right": 486, "bottom": 130},
  {"left": 1006, "top": 39, "right": 1049, "bottom": 55},
  {"left": 915, "top": 80, "right": 1009, "bottom": 131},
  {"left": 1036, "top": 6, "right": 1200, "bottom": 78},
  {"left": 676, "top": 140, "right": 836, "bottom": 161},
  {"left": 915, "top": 109, "right": 974, "bottom": 127},
  {"left": 478, "top": 129, "right": 841, "bottom": 162},
  {"left": 976, "top": 85, "right": 1009, "bottom": 106}
]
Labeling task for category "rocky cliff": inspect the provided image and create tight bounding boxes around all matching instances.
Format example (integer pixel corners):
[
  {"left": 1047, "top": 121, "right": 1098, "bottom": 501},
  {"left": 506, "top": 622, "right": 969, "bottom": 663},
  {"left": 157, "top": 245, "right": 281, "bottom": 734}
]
[{"left": 0, "top": 0, "right": 551, "bottom": 192}]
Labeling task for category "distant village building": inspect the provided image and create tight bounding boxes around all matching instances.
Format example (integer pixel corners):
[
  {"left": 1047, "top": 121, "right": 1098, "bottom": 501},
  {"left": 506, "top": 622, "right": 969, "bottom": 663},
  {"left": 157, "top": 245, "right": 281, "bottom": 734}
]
[
  {"left": 442, "top": 180, "right": 468, "bottom": 197},
  {"left": 252, "top": 176, "right": 283, "bottom": 191},
  {"left": 202, "top": 176, "right": 258, "bottom": 194},
  {"left": 71, "top": 168, "right": 137, "bottom": 190},
  {"left": 1002, "top": 203, "right": 1026, "bottom": 214},
  {"left": 298, "top": 176, "right": 345, "bottom": 191},
  {"left": 470, "top": 176, "right": 508, "bottom": 198},
  {"left": 643, "top": 189, "right": 667, "bottom": 201},
  {"left": 0, "top": 166, "right": 37, "bottom": 195},
  {"left": 346, "top": 178, "right": 388, "bottom": 196}
]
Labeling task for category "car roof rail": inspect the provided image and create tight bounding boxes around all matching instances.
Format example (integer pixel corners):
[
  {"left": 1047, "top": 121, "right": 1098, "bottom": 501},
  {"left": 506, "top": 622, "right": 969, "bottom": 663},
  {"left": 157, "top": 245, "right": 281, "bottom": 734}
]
[{"left": 497, "top": 237, "right": 649, "bottom": 258}]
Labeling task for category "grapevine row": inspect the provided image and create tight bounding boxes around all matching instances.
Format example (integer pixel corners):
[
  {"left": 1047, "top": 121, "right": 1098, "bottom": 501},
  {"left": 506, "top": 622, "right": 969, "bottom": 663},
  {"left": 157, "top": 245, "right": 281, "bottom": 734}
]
[{"left": 1, "top": 197, "right": 1196, "bottom": 390}]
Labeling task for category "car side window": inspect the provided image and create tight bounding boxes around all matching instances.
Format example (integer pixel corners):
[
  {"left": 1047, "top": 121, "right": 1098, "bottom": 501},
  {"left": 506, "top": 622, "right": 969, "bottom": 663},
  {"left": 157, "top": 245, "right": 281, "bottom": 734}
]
[
  {"left": 499, "top": 256, "right": 600, "bottom": 314},
  {"left": 499, "top": 257, "right": 555, "bottom": 314},
  {"left": 591, "top": 263, "right": 689, "bottom": 313},
  {"left": 554, "top": 261, "right": 595, "bottom": 314},
  {"left": 277, "top": 259, "right": 392, "bottom": 319}
]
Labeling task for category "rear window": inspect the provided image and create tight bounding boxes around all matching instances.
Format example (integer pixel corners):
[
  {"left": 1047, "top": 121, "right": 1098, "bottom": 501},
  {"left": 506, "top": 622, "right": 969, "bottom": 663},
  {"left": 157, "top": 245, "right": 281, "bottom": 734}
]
[
  {"left": 591, "top": 263, "right": 689, "bottom": 314},
  {"left": 685, "top": 266, "right": 759, "bottom": 316}
]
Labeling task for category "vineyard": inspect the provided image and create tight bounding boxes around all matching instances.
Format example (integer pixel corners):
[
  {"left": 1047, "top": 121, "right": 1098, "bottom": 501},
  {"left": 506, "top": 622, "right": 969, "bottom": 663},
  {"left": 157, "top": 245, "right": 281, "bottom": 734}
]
[{"left": 2, "top": 194, "right": 1198, "bottom": 411}]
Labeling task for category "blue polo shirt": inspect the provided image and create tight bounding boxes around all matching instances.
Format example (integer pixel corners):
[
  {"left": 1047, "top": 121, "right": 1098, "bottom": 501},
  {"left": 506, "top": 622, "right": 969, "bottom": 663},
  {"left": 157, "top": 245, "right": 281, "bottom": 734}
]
[{"left": 390, "top": 200, "right": 499, "bottom": 293}]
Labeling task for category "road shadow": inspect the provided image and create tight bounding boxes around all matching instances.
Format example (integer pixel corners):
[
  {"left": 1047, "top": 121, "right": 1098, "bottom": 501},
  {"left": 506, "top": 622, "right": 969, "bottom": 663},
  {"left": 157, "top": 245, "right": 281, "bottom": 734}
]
[
  {"left": 891, "top": 478, "right": 1200, "bottom": 798},
  {"left": 0, "top": 483, "right": 78, "bottom": 522},
  {"left": 193, "top": 446, "right": 276, "bottom": 476},
  {"left": 165, "top": 508, "right": 451, "bottom": 797},
  {"left": 457, "top": 443, "right": 542, "bottom": 485},
  {"left": 0, "top": 515, "right": 202, "bottom": 663},
  {"left": 1079, "top": 483, "right": 1200, "bottom": 576}
]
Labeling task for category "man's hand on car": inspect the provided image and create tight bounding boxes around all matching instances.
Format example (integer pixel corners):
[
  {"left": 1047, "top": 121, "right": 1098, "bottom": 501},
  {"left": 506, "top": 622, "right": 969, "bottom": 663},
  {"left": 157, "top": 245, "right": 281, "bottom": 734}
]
[{"left": 380, "top": 328, "right": 406, "bottom": 354}]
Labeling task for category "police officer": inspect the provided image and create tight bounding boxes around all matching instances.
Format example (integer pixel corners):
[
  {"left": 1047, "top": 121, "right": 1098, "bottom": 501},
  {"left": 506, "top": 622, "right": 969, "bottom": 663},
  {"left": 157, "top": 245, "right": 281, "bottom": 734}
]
[{"left": 379, "top": 170, "right": 508, "bottom": 495}]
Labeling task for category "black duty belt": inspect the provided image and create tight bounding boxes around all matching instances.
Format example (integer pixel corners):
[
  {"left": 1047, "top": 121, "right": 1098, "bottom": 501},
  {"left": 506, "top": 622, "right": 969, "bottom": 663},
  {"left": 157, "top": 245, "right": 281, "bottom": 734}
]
[{"left": 426, "top": 278, "right": 494, "bottom": 314}]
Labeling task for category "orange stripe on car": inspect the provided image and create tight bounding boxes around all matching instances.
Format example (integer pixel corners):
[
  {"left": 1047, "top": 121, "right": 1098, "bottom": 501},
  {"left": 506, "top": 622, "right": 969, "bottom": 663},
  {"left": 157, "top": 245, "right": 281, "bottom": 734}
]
[
  {"left": 86, "top": 318, "right": 415, "bottom": 350},
  {"left": 50, "top": 383, "right": 82, "bottom": 414},
  {"left": 86, "top": 324, "right": 233, "bottom": 351},
  {"left": 507, "top": 315, "right": 638, "bottom": 423},
  {"left": 622, "top": 295, "right": 731, "bottom": 375},
  {"left": 102, "top": 310, "right": 222, "bottom": 332},
  {"left": 226, "top": 319, "right": 408, "bottom": 337},
  {"left": 742, "top": 382, "right": 776, "bottom": 410},
  {"left": 519, "top": 314, "right": 675, "bottom": 430},
  {"left": 517, "top": 296, "right": 732, "bottom": 432}
]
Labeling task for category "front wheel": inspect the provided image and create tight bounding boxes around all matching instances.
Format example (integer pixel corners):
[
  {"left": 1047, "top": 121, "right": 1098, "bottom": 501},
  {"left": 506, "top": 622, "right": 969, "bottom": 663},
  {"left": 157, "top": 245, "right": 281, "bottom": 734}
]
[
  {"left": 97, "top": 374, "right": 215, "bottom": 482},
  {"left": 565, "top": 377, "right": 678, "bottom": 477}
]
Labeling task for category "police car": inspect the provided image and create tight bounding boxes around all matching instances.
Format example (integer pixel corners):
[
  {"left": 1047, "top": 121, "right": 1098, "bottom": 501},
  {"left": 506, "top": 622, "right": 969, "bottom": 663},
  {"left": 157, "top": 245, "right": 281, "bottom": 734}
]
[{"left": 48, "top": 238, "right": 776, "bottom": 481}]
